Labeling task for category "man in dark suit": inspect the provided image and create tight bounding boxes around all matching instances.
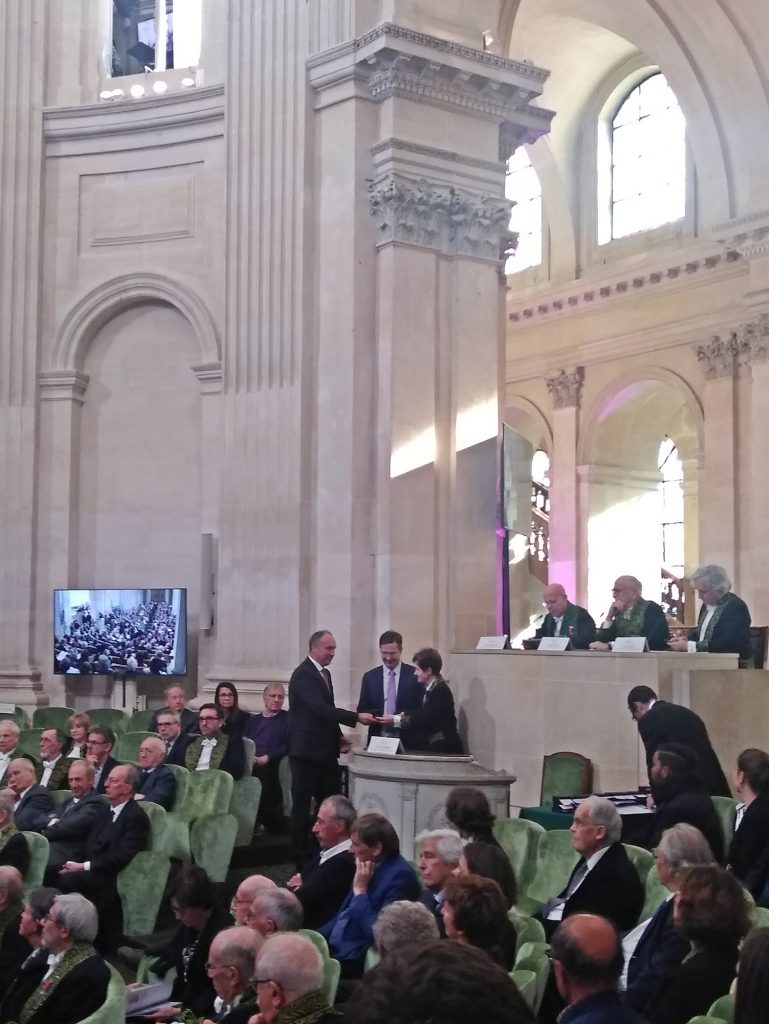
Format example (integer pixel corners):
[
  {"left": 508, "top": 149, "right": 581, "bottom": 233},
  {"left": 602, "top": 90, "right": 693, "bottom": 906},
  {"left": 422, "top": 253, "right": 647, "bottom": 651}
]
[
  {"left": 85, "top": 725, "right": 121, "bottom": 795},
  {"left": 43, "top": 759, "right": 108, "bottom": 879},
  {"left": 288, "top": 630, "right": 366, "bottom": 864},
  {"left": 184, "top": 704, "right": 245, "bottom": 779},
  {"left": 591, "top": 575, "right": 670, "bottom": 651},
  {"left": 6, "top": 758, "right": 55, "bottom": 832},
  {"left": 535, "top": 584, "right": 597, "bottom": 650},
  {"left": 135, "top": 735, "right": 176, "bottom": 809},
  {"left": 0, "top": 795, "right": 30, "bottom": 874},
  {"left": 628, "top": 685, "right": 730, "bottom": 796},
  {"left": 416, "top": 828, "right": 464, "bottom": 935},
  {"left": 204, "top": 926, "right": 261, "bottom": 1024},
  {"left": 539, "top": 796, "right": 644, "bottom": 940},
  {"left": 645, "top": 743, "right": 726, "bottom": 860},
  {"left": 286, "top": 794, "right": 357, "bottom": 929},
  {"left": 0, "top": 720, "right": 22, "bottom": 788},
  {"left": 357, "top": 630, "right": 422, "bottom": 742},
  {"left": 156, "top": 709, "right": 195, "bottom": 765},
  {"left": 666, "top": 564, "right": 753, "bottom": 663},
  {"left": 149, "top": 683, "right": 199, "bottom": 734},
  {"left": 54, "top": 763, "right": 151, "bottom": 951},
  {"left": 37, "top": 728, "right": 71, "bottom": 791}
]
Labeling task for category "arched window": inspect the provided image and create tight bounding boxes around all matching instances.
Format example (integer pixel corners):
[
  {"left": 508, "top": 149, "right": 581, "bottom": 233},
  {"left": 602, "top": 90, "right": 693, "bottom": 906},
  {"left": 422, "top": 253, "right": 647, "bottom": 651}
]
[
  {"left": 112, "top": 0, "right": 202, "bottom": 78},
  {"left": 598, "top": 73, "right": 686, "bottom": 242},
  {"left": 505, "top": 148, "right": 542, "bottom": 274},
  {"left": 529, "top": 449, "right": 550, "bottom": 578},
  {"left": 658, "top": 436, "right": 686, "bottom": 619}
]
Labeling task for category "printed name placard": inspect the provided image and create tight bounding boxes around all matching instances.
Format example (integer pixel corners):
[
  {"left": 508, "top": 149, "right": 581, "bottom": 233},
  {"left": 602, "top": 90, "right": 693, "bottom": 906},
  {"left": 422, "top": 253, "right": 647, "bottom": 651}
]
[
  {"left": 476, "top": 635, "right": 509, "bottom": 650},
  {"left": 537, "top": 636, "right": 571, "bottom": 651},
  {"left": 612, "top": 636, "right": 649, "bottom": 653},
  {"left": 368, "top": 737, "right": 402, "bottom": 755}
]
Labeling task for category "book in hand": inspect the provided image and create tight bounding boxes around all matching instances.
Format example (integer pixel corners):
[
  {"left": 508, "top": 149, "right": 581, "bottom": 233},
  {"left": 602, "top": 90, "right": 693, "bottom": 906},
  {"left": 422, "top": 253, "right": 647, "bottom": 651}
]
[{"left": 125, "top": 979, "right": 177, "bottom": 1016}]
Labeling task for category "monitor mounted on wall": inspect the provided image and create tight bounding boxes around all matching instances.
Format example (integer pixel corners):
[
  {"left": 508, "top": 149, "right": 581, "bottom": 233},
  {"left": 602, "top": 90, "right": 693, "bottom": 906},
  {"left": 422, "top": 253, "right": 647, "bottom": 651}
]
[{"left": 53, "top": 588, "right": 187, "bottom": 676}]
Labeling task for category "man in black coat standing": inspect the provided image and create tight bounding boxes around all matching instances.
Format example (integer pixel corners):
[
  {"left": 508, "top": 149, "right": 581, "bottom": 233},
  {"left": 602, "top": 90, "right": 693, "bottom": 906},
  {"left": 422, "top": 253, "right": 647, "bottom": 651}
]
[{"left": 288, "top": 630, "right": 367, "bottom": 865}]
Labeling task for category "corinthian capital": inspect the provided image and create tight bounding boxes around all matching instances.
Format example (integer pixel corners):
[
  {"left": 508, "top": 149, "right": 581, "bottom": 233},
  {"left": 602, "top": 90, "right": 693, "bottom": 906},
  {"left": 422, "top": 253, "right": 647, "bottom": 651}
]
[
  {"left": 695, "top": 332, "right": 750, "bottom": 379},
  {"left": 737, "top": 312, "right": 769, "bottom": 364},
  {"left": 545, "top": 367, "right": 584, "bottom": 410}
]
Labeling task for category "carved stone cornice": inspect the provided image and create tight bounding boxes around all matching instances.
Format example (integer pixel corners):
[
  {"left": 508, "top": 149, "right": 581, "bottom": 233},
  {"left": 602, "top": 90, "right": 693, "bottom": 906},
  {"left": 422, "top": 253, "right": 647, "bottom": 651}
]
[
  {"left": 192, "top": 361, "right": 224, "bottom": 395},
  {"left": 38, "top": 370, "right": 90, "bottom": 403},
  {"left": 695, "top": 312, "right": 769, "bottom": 378},
  {"left": 545, "top": 367, "right": 584, "bottom": 410},
  {"left": 368, "top": 173, "right": 514, "bottom": 263},
  {"left": 370, "top": 137, "right": 503, "bottom": 175},
  {"left": 714, "top": 211, "right": 769, "bottom": 260}
]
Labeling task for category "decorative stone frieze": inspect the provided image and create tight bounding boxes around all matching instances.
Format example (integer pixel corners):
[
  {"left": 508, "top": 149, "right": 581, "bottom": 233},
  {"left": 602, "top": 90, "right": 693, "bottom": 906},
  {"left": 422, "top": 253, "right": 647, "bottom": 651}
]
[
  {"left": 714, "top": 211, "right": 769, "bottom": 260},
  {"left": 737, "top": 312, "right": 769, "bottom": 363},
  {"left": 695, "top": 313, "right": 769, "bottom": 377},
  {"left": 545, "top": 367, "right": 584, "bottom": 410}
]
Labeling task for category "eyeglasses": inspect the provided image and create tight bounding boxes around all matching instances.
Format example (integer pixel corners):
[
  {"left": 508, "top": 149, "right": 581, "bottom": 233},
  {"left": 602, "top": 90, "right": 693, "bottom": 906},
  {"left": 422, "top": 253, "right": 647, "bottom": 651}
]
[
  {"left": 198, "top": 716, "right": 220, "bottom": 722},
  {"left": 230, "top": 896, "right": 250, "bottom": 906},
  {"left": 206, "top": 962, "right": 234, "bottom": 974},
  {"left": 87, "top": 739, "right": 108, "bottom": 746}
]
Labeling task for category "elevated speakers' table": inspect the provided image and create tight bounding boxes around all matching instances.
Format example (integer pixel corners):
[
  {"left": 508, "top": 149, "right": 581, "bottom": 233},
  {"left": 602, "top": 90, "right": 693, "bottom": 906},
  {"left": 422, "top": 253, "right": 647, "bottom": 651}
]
[{"left": 347, "top": 749, "right": 515, "bottom": 860}]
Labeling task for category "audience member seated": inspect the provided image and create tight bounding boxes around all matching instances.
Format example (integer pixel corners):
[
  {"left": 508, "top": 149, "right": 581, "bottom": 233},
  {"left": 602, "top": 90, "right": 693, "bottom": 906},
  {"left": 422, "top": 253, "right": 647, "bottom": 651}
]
[
  {"left": 0, "top": 867, "right": 26, "bottom": 990},
  {"left": 156, "top": 710, "right": 193, "bottom": 765},
  {"left": 734, "top": 925, "right": 769, "bottom": 1024},
  {"left": 230, "top": 874, "right": 277, "bottom": 926},
  {"left": 442, "top": 874, "right": 516, "bottom": 970},
  {"left": 0, "top": 886, "right": 59, "bottom": 995},
  {"left": 201, "top": 926, "right": 263, "bottom": 1024},
  {"left": 445, "top": 786, "right": 501, "bottom": 847},
  {"left": 144, "top": 866, "right": 230, "bottom": 1020},
  {"left": 244, "top": 683, "right": 290, "bottom": 835},
  {"left": 0, "top": 794, "right": 30, "bottom": 873},
  {"left": 396, "top": 647, "right": 462, "bottom": 754},
  {"left": 372, "top": 900, "right": 439, "bottom": 960},
  {"left": 320, "top": 812, "right": 421, "bottom": 978},
  {"left": 37, "top": 729, "right": 70, "bottom": 790},
  {"left": 416, "top": 828, "right": 464, "bottom": 934},
  {"left": 644, "top": 864, "right": 752, "bottom": 1024},
  {"left": 550, "top": 913, "right": 639, "bottom": 1024},
  {"left": 539, "top": 796, "right": 643, "bottom": 940},
  {"left": 149, "top": 683, "right": 199, "bottom": 735},
  {"left": 0, "top": 721, "right": 22, "bottom": 787},
  {"left": 5, "top": 758, "right": 54, "bottom": 833},
  {"left": 622, "top": 822, "right": 714, "bottom": 1014},
  {"left": 590, "top": 574, "right": 670, "bottom": 651},
  {"left": 135, "top": 736, "right": 176, "bottom": 810},
  {"left": 535, "top": 583, "right": 597, "bottom": 650},
  {"left": 646, "top": 743, "right": 726, "bottom": 860},
  {"left": 286, "top": 795, "right": 356, "bottom": 929},
  {"left": 253, "top": 932, "right": 341, "bottom": 1024},
  {"left": 627, "top": 685, "right": 731, "bottom": 796},
  {"left": 727, "top": 747, "right": 769, "bottom": 896},
  {"left": 65, "top": 713, "right": 90, "bottom": 759},
  {"left": 345, "top": 939, "right": 534, "bottom": 1024},
  {"left": 215, "top": 681, "right": 251, "bottom": 738},
  {"left": 666, "top": 564, "right": 753, "bottom": 663},
  {"left": 0, "top": 893, "right": 109, "bottom": 1024},
  {"left": 53, "top": 764, "right": 150, "bottom": 951},
  {"left": 43, "top": 760, "right": 108, "bottom": 881},
  {"left": 458, "top": 840, "right": 519, "bottom": 911},
  {"left": 86, "top": 726, "right": 121, "bottom": 794},
  {"left": 185, "top": 704, "right": 245, "bottom": 779},
  {"left": 246, "top": 888, "right": 303, "bottom": 938}
]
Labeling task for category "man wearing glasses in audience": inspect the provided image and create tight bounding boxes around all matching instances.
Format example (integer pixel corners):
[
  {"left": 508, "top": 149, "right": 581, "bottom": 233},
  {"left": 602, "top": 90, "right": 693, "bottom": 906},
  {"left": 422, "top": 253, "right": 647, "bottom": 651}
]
[
  {"left": 85, "top": 727, "right": 121, "bottom": 795},
  {"left": 183, "top": 704, "right": 245, "bottom": 779}
]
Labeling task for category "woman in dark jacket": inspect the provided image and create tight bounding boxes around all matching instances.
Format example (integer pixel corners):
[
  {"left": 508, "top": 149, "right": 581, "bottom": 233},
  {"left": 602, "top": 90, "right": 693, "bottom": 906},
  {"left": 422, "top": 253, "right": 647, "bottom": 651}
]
[
  {"left": 727, "top": 747, "right": 769, "bottom": 895},
  {"left": 445, "top": 786, "right": 500, "bottom": 847},
  {"left": 214, "top": 681, "right": 251, "bottom": 738},
  {"left": 398, "top": 648, "right": 462, "bottom": 754}
]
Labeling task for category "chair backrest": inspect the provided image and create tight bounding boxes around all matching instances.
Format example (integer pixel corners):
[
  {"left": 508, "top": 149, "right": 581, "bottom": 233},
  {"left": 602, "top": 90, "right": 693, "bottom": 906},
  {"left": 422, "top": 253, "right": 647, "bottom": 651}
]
[
  {"left": 299, "top": 928, "right": 330, "bottom": 959},
  {"left": 189, "top": 812, "right": 238, "bottom": 882},
  {"left": 4, "top": 706, "right": 30, "bottom": 728},
  {"left": 323, "top": 958, "right": 341, "bottom": 1005},
  {"left": 177, "top": 768, "right": 234, "bottom": 822},
  {"left": 229, "top": 775, "right": 263, "bottom": 846},
  {"left": 515, "top": 940, "right": 548, "bottom": 967},
  {"left": 624, "top": 844, "right": 655, "bottom": 888},
  {"left": 51, "top": 788, "right": 73, "bottom": 806},
  {"left": 525, "top": 830, "right": 579, "bottom": 904},
  {"left": 749, "top": 626, "right": 768, "bottom": 669},
  {"left": 641, "top": 868, "right": 670, "bottom": 921},
  {"left": 514, "top": 915, "right": 546, "bottom": 952},
  {"left": 541, "top": 751, "right": 593, "bottom": 806},
  {"left": 711, "top": 796, "right": 737, "bottom": 847},
  {"left": 21, "top": 831, "right": 50, "bottom": 887},
  {"left": 510, "top": 968, "right": 537, "bottom": 1011},
  {"left": 708, "top": 994, "right": 735, "bottom": 1024},
  {"left": 514, "top": 945, "right": 551, "bottom": 1015},
  {"left": 363, "top": 946, "right": 379, "bottom": 972},
  {"left": 114, "top": 731, "right": 160, "bottom": 762},
  {"left": 752, "top": 904, "right": 769, "bottom": 928},
  {"left": 130, "top": 709, "right": 155, "bottom": 732},
  {"left": 278, "top": 756, "right": 292, "bottom": 815},
  {"left": 242, "top": 736, "right": 256, "bottom": 768},
  {"left": 117, "top": 850, "right": 171, "bottom": 937},
  {"left": 32, "top": 706, "right": 75, "bottom": 730},
  {"left": 17, "top": 728, "right": 43, "bottom": 758},
  {"left": 138, "top": 800, "right": 169, "bottom": 851},
  {"left": 74, "top": 964, "right": 127, "bottom": 1024},
  {"left": 164, "top": 763, "right": 190, "bottom": 812},
  {"left": 87, "top": 708, "right": 130, "bottom": 734},
  {"left": 494, "top": 817, "right": 545, "bottom": 897}
]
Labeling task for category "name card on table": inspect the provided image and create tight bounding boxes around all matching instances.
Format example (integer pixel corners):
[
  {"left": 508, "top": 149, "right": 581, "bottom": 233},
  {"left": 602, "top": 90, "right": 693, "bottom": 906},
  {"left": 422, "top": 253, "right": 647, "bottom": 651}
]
[
  {"left": 368, "top": 737, "right": 402, "bottom": 755},
  {"left": 476, "top": 635, "right": 509, "bottom": 650},
  {"left": 537, "top": 636, "right": 571, "bottom": 651},
  {"left": 612, "top": 636, "right": 649, "bottom": 653}
]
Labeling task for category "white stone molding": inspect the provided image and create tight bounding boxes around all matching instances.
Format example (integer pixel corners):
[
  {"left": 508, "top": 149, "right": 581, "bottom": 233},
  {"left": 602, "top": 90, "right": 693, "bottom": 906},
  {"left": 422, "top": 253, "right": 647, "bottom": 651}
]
[
  {"left": 38, "top": 370, "right": 90, "bottom": 404},
  {"left": 714, "top": 210, "right": 769, "bottom": 260},
  {"left": 192, "top": 362, "right": 224, "bottom": 395},
  {"left": 371, "top": 136, "right": 503, "bottom": 176},
  {"left": 368, "top": 173, "right": 514, "bottom": 263},
  {"left": 545, "top": 367, "right": 584, "bottom": 410}
]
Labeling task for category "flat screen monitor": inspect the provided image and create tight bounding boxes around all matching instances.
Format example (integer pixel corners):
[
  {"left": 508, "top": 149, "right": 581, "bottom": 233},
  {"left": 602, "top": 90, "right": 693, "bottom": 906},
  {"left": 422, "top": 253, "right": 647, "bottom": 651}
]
[{"left": 54, "top": 588, "right": 187, "bottom": 676}]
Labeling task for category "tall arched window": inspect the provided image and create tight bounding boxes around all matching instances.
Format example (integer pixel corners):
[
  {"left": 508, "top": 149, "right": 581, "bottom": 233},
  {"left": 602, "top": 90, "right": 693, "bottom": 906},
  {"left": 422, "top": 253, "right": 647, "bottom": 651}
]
[
  {"left": 598, "top": 73, "right": 686, "bottom": 243},
  {"left": 505, "top": 148, "right": 542, "bottom": 274}
]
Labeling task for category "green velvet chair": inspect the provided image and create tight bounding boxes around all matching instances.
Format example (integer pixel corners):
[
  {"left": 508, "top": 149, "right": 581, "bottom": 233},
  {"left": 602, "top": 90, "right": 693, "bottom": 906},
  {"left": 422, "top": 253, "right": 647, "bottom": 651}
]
[
  {"left": 50, "top": 788, "right": 73, "bottom": 806},
  {"left": 363, "top": 946, "right": 379, "bottom": 972},
  {"left": 686, "top": 1018, "right": 725, "bottom": 1024},
  {"left": 299, "top": 929, "right": 330, "bottom": 959},
  {"left": 130, "top": 709, "right": 155, "bottom": 732},
  {"left": 753, "top": 904, "right": 769, "bottom": 927},
  {"left": 708, "top": 994, "right": 734, "bottom": 1024},
  {"left": 189, "top": 812, "right": 238, "bottom": 882},
  {"left": 711, "top": 796, "right": 737, "bottom": 848},
  {"left": 118, "top": 850, "right": 171, "bottom": 937},
  {"left": 87, "top": 708, "right": 130, "bottom": 734},
  {"left": 510, "top": 968, "right": 537, "bottom": 1011},
  {"left": 513, "top": 914, "right": 546, "bottom": 952},
  {"left": 137, "top": 953, "right": 174, "bottom": 985},
  {"left": 516, "top": 830, "right": 577, "bottom": 916},
  {"left": 32, "top": 706, "right": 74, "bottom": 730},
  {"left": 21, "top": 831, "right": 50, "bottom": 886},
  {"left": 114, "top": 730, "right": 159, "bottom": 762},
  {"left": 139, "top": 800, "right": 169, "bottom": 851},
  {"left": 6, "top": 706, "right": 30, "bottom": 728},
  {"left": 323, "top": 958, "right": 341, "bottom": 1005},
  {"left": 624, "top": 843, "right": 655, "bottom": 889},
  {"left": 17, "top": 728, "right": 43, "bottom": 758},
  {"left": 229, "top": 775, "right": 263, "bottom": 846},
  {"left": 494, "top": 817, "right": 545, "bottom": 899},
  {"left": 74, "top": 964, "right": 127, "bottom": 1024},
  {"left": 243, "top": 736, "right": 256, "bottom": 768},
  {"left": 163, "top": 767, "right": 230, "bottom": 862},
  {"left": 641, "top": 866, "right": 669, "bottom": 921},
  {"left": 541, "top": 752, "right": 593, "bottom": 807},
  {"left": 514, "top": 942, "right": 550, "bottom": 1014}
]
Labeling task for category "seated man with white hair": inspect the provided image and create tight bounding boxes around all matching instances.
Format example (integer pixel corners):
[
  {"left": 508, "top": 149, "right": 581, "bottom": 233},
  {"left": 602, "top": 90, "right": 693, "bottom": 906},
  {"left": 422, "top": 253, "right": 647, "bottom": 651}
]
[
  {"left": 372, "top": 900, "right": 439, "bottom": 960},
  {"left": 253, "top": 932, "right": 340, "bottom": 1024},
  {"left": 538, "top": 796, "right": 644, "bottom": 940},
  {"left": 200, "top": 926, "right": 263, "bottom": 1024},
  {"left": 0, "top": 720, "right": 22, "bottom": 788},
  {"left": 415, "top": 828, "right": 464, "bottom": 934},
  {"left": 667, "top": 563, "right": 753, "bottom": 663},
  {"left": 230, "top": 873, "right": 277, "bottom": 926},
  {"left": 246, "top": 887, "right": 304, "bottom": 938}
]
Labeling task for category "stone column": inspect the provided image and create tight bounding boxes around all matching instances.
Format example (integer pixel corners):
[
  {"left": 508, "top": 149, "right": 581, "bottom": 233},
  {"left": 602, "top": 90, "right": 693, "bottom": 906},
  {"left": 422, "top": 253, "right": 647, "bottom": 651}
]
[
  {"left": 740, "top": 313, "right": 769, "bottom": 621},
  {"left": 546, "top": 368, "right": 583, "bottom": 602},
  {"left": 0, "top": 1, "right": 47, "bottom": 706}
]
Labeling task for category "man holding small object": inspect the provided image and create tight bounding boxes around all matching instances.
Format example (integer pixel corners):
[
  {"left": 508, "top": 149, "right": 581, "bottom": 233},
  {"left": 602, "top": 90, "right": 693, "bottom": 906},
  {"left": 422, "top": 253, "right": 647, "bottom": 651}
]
[
  {"left": 666, "top": 564, "right": 752, "bottom": 662},
  {"left": 357, "top": 630, "right": 422, "bottom": 741},
  {"left": 589, "top": 575, "right": 669, "bottom": 651}
]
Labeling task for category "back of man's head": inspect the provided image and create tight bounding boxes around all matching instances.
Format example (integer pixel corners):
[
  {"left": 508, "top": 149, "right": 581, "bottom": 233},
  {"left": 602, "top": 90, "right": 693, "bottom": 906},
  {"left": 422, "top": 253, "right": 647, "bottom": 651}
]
[
  {"left": 627, "top": 685, "right": 657, "bottom": 711},
  {"left": 656, "top": 742, "right": 702, "bottom": 780},
  {"left": 256, "top": 933, "right": 323, "bottom": 1004},
  {"left": 551, "top": 914, "right": 622, "bottom": 1005},
  {"left": 372, "top": 900, "right": 439, "bottom": 958}
]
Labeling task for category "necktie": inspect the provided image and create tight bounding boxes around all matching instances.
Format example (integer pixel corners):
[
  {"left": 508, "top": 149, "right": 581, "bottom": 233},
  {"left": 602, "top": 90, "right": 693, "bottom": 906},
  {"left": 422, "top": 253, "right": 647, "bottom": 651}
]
[
  {"left": 166, "top": 740, "right": 172, "bottom": 754},
  {"left": 322, "top": 668, "right": 333, "bottom": 695},
  {"left": 385, "top": 670, "right": 397, "bottom": 715},
  {"left": 564, "top": 860, "right": 588, "bottom": 897}
]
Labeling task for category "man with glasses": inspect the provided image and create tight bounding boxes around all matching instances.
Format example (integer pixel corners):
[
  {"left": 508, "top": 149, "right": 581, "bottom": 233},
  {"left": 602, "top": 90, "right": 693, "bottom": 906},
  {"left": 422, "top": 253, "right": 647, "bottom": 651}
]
[
  {"left": 156, "top": 710, "right": 194, "bottom": 765},
  {"left": 253, "top": 932, "right": 339, "bottom": 1024},
  {"left": 184, "top": 704, "right": 245, "bottom": 779},
  {"left": 203, "top": 926, "right": 263, "bottom": 1024},
  {"left": 589, "top": 575, "right": 670, "bottom": 651},
  {"left": 149, "top": 683, "right": 199, "bottom": 734},
  {"left": 230, "top": 874, "right": 277, "bottom": 926},
  {"left": 534, "top": 584, "right": 597, "bottom": 650},
  {"left": 85, "top": 726, "right": 120, "bottom": 794}
]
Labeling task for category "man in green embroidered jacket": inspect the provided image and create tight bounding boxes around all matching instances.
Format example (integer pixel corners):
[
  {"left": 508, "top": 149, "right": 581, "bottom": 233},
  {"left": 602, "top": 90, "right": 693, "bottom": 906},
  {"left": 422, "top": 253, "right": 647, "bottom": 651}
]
[
  {"left": 184, "top": 704, "right": 245, "bottom": 779},
  {"left": 253, "top": 932, "right": 341, "bottom": 1024},
  {"left": 590, "top": 575, "right": 670, "bottom": 651},
  {"left": 666, "top": 563, "right": 753, "bottom": 663},
  {"left": 534, "top": 584, "right": 597, "bottom": 650}
]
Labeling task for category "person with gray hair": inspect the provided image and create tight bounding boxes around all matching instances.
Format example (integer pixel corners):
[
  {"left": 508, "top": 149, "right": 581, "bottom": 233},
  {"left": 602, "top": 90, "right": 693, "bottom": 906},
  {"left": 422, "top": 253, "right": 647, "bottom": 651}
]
[
  {"left": 667, "top": 563, "right": 752, "bottom": 662},
  {"left": 622, "top": 823, "right": 715, "bottom": 1014},
  {"left": 203, "top": 926, "right": 264, "bottom": 1024},
  {"left": 539, "top": 796, "right": 643, "bottom": 939},
  {"left": 373, "top": 900, "right": 439, "bottom": 959},
  {"left": 0, "top": 791, "right": 29, "bottom": 874},
  {"left": 253, "top": 932, "right": 338, "bottom": 1024},
  {"left": 286, "top": 795, "right": 356, "bottom": 929},
  {"left": 415, "top": 828, "right": 463, "bottom": 933},
  {"left": 590, "top": 574, "right": 670, "bottom": 651},
  {"left": 247, "top": 887, "right": 304, "bottom": 937},
  {"left": 0, "top": 864, "right": 26, "bottom": 989},
  {"left": 0, "top": 720, "right": 21, "bottom": 787}
]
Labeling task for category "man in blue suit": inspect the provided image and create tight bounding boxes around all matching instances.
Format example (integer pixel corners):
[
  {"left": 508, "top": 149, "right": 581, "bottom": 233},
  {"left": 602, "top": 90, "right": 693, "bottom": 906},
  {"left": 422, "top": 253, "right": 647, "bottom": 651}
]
[
  {"left": 320, "top": 812, "right": 422, "bottom": 978},
  {"left": 357, "top": 630, "right": 422, "bottom": 743},
  {"left": 135, "top": 736, "right": 176, "bottom": 810}
]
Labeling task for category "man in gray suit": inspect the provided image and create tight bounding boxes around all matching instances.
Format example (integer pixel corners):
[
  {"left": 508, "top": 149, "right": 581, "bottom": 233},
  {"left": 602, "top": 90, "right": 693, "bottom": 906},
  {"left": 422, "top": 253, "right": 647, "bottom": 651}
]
[
  {"left": 5, "top": 759, "right": 54, "bottom": 833},
  {"left": 43, "top": 760, "right": 108, "bottom": 879}
]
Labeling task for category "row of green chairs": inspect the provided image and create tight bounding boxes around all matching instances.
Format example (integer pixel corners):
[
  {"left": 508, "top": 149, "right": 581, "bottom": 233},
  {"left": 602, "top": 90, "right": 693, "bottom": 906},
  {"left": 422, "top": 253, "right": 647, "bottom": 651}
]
[
  {"left": 514, "top": 939, "right": 549, "bottom": 1014},
  {"left": 5, "top": 705, "right": 160, "bottom": 735}
]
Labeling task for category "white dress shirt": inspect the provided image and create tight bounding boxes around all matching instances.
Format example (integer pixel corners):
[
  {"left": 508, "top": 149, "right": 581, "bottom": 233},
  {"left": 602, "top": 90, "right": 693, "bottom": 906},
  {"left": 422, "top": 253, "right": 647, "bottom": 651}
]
[
  {"left": 41, "top": 755, "right": 63, "bottom": 788},
  {"left": 196, "top": 737, "right": 217, "bottom": 770},
  {"left": 319, "top": 837, "right": 352, "bottom": 865},
  {"left": 546, "top": 845, "right": 611, "bottom": 922},
  {"left": 688, "top": 605, "right": 718, "bottom": 652}
]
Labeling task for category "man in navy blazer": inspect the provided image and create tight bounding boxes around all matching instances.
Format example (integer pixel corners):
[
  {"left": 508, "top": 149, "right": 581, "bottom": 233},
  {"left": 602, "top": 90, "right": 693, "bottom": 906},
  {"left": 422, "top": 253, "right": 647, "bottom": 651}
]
[
  {"left": 135, "top": 736, "right": 176, "bottom": 810},
  {"left": 6, "top": 758, "right": 55, "bottom": 832},
  {"left": 357, "top": 630, "right": 422, "bottom": 743},
  {"left": 320, "top": 812, "right": 422, "bottom": 978},
  {"left": 86, "top": 726, "right": 122, "bottom": 795}
]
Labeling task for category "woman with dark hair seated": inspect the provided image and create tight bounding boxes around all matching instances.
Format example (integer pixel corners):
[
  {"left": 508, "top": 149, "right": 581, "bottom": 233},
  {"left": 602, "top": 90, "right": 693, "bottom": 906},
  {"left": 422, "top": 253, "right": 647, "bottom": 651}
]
[
  {"left": 645, "top": 864, "right": 752, "bottom": 1024},
  {"left": 728, "top": 748, "right": 769, "bottom": 896},
  {"left": 734, "top": 926, "right": 769, "bottom": 1024},
  {"left": 397, "top": 648, "right": 462, "bottom": 754},
  {"left": 214, "top": 681, "right": 251, "bottom": 738},
  {"left": 442, "top": 874, "right": 516, "bottom": 970},
  {"left": 458, "top": 841, "right": 517, "bottom": 909},
  {"left": 445, "top": 786, "right": 500, "bottom": 847}
]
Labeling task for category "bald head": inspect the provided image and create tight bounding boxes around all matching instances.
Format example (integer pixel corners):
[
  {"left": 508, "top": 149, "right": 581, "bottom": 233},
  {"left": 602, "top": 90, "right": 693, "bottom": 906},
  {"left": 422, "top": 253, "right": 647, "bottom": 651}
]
[
  {"left": 551, "top": 914, "right": 622, "bottom": 1004},
  {"left": 209, "top": 926, "right": 263, "bottom": 994},
  {"left": 232, "top": 874, "right": 277, "bottom": 925},
  {"left": 256, "top": 933, "right": 323, "bottom": 1001},
  {"left": 543, "top": 584, "right": 569, "bottom": 617},
  {"left": 0, "top": 865, "right": 23, "bottom": 907}
]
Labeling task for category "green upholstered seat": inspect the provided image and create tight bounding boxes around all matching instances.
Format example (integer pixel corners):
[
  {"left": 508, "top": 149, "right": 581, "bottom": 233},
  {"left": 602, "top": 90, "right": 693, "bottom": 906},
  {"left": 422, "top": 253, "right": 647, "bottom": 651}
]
[
  {"left": 32, "top": 706, "right": 74, "bottom": 730},
  {"left": 87, "top": 708, "right": 130, "bottom": 734},
  {"left": 17, "top": 728, "right": 43, "bottom": 758},
  {"left": 279, "top": 756, "right": 292, "bottom": 815},
  {"left": 711, "top": 796, "right": 737, "bottom": 848},
  {"left": 541, "top": 752, "right": 592, "bottom": 807},
  {"left": 164, "top": 762, "right": 189, "bottom": 813},
  {"left": 21, "top": 831, "right": 50, "bottom": 887},
  {"left": 686, "top": 1018, "right": 726, "bottom": 1024},
  {"left": 641, "top": 868, "right": 670, "bottom": 921},
  {"left": 515, "top": 940, "right": 548, "bottom": 966},
  {"left": 189, "top": 812, "right": 238, "bottom": 882},
  {"left": 50, "top": 788, "right": 73, "bottom": 806},
  {"left": 230, "top": 775, "right": 263, "bottom": 846},
  {"left": 624, "top": 843, "right": 655, "bottom": 889},
  {"left": 516, "top": 830, "right": 577, "bottom": 916},
  {"left": 163, "top": 766, "right": 230, "bottom": 862},
  {"left": 752, "top": 904, "right": 769, "bottom": 927},
  {"left": 323, "top": 959, "right": 341, "bottom": 1005},
  {"left": 118, "top": 850, "right": 171, "bottom": 937},
  {"left": 74, "top": 964, "right": 127, "bottom": 1024},
  {"left": 129, "top": 709, "right": 155, "bottom": 732},
  {"left": 494, "top": 817, "right": 545, "bottom": 898},
  {"left": 513, "top": 915, "right": 546, "bottom": 952},
  {"left": 514, "top": 943, "right": 551, "bottom": 1014},
  {"left": 139, "top": 800, "right": 169, "bottom": 851},
  {"left": 137, "top": 953, "right": 174, "bottom": 985},
  {"left": 299, "top": 929, "right": 330, "bottom": 959},
  {"left": 242, "top": 736, "right": 256, "bottom": 769},
  {"left": 511, "top": 968, "right": 537, "bottom": 1010},
  {"left": 114, "top": 731, "right": 160, "bottom": 762},
  {"left": 7, "top": 706, "right": 30, "bottom": 728},
  {"left": 708, "top": 994, "right": 734, "bottom": 1024},
  {"left": 363, "top": 946, "right": 379, "bottom": 971}
]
